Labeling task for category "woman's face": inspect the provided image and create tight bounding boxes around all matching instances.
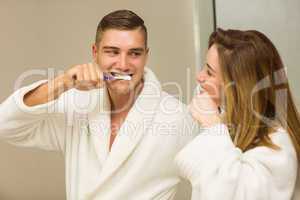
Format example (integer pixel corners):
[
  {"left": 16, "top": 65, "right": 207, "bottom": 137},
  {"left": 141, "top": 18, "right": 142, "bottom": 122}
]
[{"left": 197, "top": 44, "right": 224, "bottom": 106}]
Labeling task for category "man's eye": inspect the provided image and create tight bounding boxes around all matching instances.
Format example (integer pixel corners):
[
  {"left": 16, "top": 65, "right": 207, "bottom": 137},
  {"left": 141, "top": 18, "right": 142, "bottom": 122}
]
[
  {"left": 130, "top": 52, "right": 142, "bottom": 57},
  {"left": 105, "top": 51, "right": 119, "bottom": 56}
]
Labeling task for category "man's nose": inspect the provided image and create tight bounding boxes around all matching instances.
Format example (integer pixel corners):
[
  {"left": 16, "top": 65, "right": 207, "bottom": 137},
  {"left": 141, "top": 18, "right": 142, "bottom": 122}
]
[{"left": 116, "top": 53, "right": 130, "bottom": 71}]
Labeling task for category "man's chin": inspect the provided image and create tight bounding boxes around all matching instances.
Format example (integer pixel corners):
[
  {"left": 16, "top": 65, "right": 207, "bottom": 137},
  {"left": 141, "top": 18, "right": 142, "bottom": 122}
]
[
  {"left": 108, "top": 84, "right": 134, "bottom": 95},
  {"left": 107, "top": 79, "right": 143, "bottom": 96}
]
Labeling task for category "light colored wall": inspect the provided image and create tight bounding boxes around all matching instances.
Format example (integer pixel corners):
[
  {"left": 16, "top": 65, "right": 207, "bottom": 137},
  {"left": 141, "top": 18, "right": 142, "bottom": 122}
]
[
  {"left": 215, "top": 0, "right": 300, "bottom": 106},
  {"left": 0, "top": 0, "right": 200, "bottom": 199},
  {"left": 194, "top": 0, "right": 215, "bottom": 69}
]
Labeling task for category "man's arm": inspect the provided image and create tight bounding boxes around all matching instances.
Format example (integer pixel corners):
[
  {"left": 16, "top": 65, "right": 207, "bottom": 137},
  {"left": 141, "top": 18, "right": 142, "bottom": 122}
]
[{"left": 0, "top": 62, "right": 104, "bottom": 151}]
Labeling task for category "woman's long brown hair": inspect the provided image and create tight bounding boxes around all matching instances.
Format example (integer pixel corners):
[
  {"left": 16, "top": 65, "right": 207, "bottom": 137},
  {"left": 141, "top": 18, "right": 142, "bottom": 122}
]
[{"left": 209, "top": 28, "right": 300, "bottom": 159}]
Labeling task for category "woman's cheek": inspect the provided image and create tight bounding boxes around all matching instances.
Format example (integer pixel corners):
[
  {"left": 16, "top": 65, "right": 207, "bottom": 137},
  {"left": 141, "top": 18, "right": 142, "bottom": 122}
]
[
  {"left": 201, "top": 83, "right": 216, "bottom": 95},
  {"left": 202, "top": 83, "right": 221, "bottom": 105}
]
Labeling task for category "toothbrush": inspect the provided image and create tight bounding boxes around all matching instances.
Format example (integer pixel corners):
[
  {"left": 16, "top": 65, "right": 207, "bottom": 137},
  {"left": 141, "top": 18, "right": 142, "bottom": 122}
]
[{"left": 103, "top": 73, "right": 132, "bottom": 81}]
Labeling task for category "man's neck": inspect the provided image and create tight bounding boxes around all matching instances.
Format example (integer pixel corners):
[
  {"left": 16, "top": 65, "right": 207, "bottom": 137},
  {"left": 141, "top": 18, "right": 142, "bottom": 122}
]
[{"left": 108, "top": 81, "right": 144, "bottom": 115}]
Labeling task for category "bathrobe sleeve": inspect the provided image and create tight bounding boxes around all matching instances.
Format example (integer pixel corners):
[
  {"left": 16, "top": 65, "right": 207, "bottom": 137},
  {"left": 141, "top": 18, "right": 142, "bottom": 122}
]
[
  {"left": 175, "top": 123, "right": 298, "bottom": 200},
  {"left": 0, "top": 80, "right": 67, "bottom": 152}
]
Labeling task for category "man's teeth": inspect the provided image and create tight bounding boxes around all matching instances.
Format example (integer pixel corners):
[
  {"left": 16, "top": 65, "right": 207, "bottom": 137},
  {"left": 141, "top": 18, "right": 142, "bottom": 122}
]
[
  {"left": 110, "top": 73, "right": 132, "bottom": 80},
  {"left": 114, "top": 75, "right": 131, "bottom": 80}
]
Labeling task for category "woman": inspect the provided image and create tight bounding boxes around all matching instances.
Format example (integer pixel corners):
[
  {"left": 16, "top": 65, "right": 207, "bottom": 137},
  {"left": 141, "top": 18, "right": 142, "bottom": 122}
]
[{"left": 175, "top": 28, "right": 300, "bottom": 200}]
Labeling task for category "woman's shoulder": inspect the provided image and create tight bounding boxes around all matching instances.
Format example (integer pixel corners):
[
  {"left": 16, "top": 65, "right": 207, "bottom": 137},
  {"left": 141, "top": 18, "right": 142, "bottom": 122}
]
[
  {"left": 269, "top": 127, "right": 296, "bottom": 151},
  {"left": 246, "top": 127, "right": 296, "bottom": 156},
  {"left": 246, "top": 128, "right": 298, "bottom": 174}
]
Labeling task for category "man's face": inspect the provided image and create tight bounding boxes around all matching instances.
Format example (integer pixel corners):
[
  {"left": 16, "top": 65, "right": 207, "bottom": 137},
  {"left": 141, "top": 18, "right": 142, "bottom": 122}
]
[{"left": 92, "top": 28, "right": 148, "bottom": 95}]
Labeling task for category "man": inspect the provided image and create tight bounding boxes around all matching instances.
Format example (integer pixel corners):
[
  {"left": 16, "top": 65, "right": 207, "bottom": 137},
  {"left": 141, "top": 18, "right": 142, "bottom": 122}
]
[{"left": 0, "top": 10, "right": 197, "bottom": 199}]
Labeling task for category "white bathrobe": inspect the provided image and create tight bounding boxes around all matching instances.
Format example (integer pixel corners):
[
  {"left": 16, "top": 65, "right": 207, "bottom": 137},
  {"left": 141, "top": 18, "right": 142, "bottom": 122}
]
[
  {"left": 0, "top": 68, "right": 198, "bottom": 200},
  {"left": 175, "top": 123, "right": 299, "bottom": 200}
]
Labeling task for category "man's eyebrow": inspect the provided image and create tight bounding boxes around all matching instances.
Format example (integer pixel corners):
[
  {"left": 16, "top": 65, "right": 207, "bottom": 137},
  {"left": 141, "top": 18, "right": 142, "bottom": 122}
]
[
  {"left": 102, "top": 47, "right": 145, "bottom": 52},
  {"left": 102, "top": 46, "right": 120, "bottom": 50},
  {"left": 129, "top": 48, "right": 145, "bottom": 52},
  {"left": 206, "top": 63, "right": 216, "bottom": 73}
]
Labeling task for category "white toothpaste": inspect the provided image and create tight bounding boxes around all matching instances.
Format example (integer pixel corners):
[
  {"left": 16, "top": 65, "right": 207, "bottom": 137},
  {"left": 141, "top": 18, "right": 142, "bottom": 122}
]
[
  {"left": 104, "top": 73, "right": 132, "bottom": 81},
  {"left": 112, "top": 74, "right": 132, "bottom": 80}
]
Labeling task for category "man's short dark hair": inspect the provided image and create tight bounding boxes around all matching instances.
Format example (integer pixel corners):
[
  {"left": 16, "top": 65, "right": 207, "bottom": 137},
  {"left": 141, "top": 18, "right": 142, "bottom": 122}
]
[{"left": 95, "top": 10, "right": 148, "bottom": 47}]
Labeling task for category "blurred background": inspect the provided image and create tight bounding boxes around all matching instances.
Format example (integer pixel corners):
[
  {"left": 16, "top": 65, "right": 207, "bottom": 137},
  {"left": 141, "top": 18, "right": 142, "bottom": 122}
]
[{"left": 0, "top": 0, "right": 298, "bottom": 199}]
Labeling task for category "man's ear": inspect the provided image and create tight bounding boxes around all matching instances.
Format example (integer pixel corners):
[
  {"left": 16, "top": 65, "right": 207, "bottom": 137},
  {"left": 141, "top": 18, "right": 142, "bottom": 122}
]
[
  {"left": 145, "top": 47, "right": 149, "bottom": 59},
  {"left": 92, "top": 44, "right": 98, "bottom": 62}
]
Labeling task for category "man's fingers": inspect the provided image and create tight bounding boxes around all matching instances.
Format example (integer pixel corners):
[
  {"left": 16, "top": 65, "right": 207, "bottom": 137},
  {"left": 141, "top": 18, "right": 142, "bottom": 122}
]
[
  {"left": 93, "top": 62, "right": 103, "bottom": 79},
  {"left": 64, "top": 63, "right": 105, "bottom": 91},
  {"left": 83, "top": 64, "right": 91, "bottom": 81},
  {"left": 88, "top": 62, "right": 98, "bottom": 82},
  {"left": 75, "top": 67, "right": 84, "bottom": 82}
]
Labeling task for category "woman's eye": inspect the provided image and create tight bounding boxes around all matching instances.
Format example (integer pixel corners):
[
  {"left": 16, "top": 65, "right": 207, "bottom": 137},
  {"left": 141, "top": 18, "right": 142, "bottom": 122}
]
[{"left": 207, "top": 69, "right": 212, "bottom": 76}]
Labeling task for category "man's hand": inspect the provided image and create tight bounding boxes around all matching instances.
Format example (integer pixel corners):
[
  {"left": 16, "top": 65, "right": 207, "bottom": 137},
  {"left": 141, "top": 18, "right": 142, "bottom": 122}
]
[
  {"left": 24, "top": 62, "right": 105, "bottom": 107},
  {"left": 63, "top": 62, "right": 104, "bottom": 91}
]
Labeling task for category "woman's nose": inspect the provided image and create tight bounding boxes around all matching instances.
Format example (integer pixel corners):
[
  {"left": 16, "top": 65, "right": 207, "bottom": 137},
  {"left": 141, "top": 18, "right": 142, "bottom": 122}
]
[{"left": 196, "top": 70, "right": 206, "bottom": 84}]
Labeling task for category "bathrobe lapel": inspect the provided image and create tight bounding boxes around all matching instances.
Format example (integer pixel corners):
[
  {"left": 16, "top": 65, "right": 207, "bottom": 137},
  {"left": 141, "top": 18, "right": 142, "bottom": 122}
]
[
  {"left": 87, "top": 87, "right": 111, "bottom": 165},
  {"left": 88, "top": 68, "right": 162, "bottom": 194}
]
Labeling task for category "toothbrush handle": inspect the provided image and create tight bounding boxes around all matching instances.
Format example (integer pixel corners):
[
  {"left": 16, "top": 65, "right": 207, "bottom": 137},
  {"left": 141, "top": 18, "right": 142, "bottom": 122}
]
[{"left": 103, "top": 74, "right": 114, "bottom": 80}]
